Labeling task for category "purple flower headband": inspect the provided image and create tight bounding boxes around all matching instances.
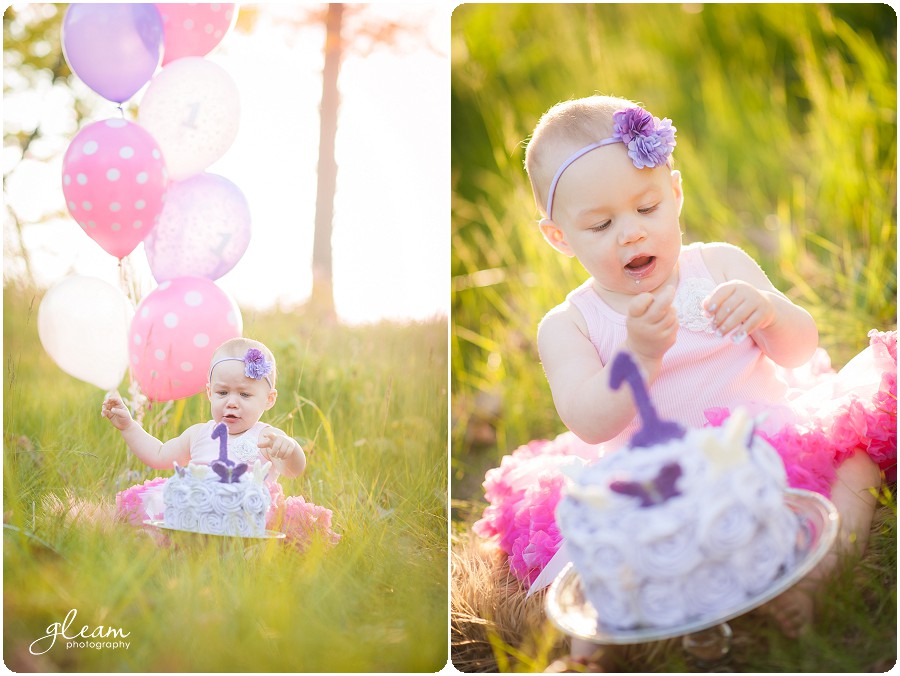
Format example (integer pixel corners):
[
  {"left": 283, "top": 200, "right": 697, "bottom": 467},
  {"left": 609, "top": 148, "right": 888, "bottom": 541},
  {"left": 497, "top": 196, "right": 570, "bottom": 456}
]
[
  {"left": 544, "top": 106, "right": 677, "bottom": 220},
  {"left": 208, "top": 348, "right": 274, "bottom": 389}
]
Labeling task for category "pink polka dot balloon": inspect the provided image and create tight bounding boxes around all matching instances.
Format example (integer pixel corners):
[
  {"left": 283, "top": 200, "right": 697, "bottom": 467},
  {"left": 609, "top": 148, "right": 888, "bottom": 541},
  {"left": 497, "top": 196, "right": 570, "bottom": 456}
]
[
  {"left": 62, "top": 119, "right": 168, "bottom": 259},
  {"left": 129, "top": 276, "right": 242, "bottom": 401},
  {"left": 144, "top": 172, "right": 251, "bottom": 282},
  {"left": 156, "top": 3, "right": 237, "bottom": 66}
]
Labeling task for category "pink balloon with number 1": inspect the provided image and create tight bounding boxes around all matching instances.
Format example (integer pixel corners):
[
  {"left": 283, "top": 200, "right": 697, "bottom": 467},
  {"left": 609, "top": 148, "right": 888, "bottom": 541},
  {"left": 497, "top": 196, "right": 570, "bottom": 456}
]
[
  {"left": 129, "top": 276, "right": 242, "bottom": 402},
  {"left": 62, "top": 119, "right": 168, "bottom": 259}
]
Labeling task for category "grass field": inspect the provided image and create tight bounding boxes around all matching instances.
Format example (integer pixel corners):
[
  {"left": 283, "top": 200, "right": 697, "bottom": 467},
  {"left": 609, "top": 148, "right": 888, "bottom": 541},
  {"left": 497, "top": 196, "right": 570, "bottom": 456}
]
[
  {"left": 450, "top": 4, "right": 896, "bottom": 671},
  {"left": 3, "top": 282, "right": 448, "bottom": 672}
]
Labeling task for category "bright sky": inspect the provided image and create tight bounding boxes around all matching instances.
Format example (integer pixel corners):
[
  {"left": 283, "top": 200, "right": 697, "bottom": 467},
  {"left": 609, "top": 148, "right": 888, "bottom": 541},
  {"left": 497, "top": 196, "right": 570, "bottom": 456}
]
[{"left": 4, "top": 3, "right": 449, "bottom": 324}]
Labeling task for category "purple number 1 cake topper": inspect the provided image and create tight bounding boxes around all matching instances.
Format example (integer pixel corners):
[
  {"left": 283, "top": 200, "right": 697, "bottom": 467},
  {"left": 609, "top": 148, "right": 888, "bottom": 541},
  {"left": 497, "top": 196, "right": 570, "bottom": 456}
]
[
  {"left": 609, "top": 352, "right": 685, "bottom": 448},
  {"left": 210, "top": 422, "right": 247, "bottom": 484}
]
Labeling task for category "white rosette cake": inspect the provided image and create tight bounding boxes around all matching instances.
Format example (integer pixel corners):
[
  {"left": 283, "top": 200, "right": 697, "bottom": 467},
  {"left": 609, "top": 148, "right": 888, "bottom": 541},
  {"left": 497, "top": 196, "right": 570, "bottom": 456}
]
[
  {"left": 555, "top": 353, "right": 799, "bottom": 631},
  {"left": 163, "top": 459, "right": 271, "bottom": 537}
]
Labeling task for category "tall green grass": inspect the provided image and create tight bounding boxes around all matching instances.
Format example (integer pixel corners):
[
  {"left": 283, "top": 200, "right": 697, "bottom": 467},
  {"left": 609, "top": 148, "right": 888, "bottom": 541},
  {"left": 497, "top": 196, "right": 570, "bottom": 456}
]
[
  {"left": 4, "top": 283, "right": 448, "bottom": 672},
  {"left": 451, "top": 4, "right": 896, "bottom": 671}
]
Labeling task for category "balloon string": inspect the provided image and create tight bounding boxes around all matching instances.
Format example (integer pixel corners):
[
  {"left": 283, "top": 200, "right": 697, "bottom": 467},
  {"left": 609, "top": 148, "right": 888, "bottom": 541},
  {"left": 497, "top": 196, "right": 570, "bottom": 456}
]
[{"left": 118, "top": 255, "right": 147, "bottom": 424}]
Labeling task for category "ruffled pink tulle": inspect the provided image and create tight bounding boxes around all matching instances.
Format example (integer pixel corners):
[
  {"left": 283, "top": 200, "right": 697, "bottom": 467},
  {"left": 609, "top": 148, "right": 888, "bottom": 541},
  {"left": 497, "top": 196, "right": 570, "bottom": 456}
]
[
  {"left": 115, "top": 477, "right": 167, "bottom": 526},
  {"left": 265, "top": 481, "right": 342, "bottom": 551},
  {"left": 706, "top": 329, "right": 897, "bottom": 493},
  {"left": 475, "top": 330, "right": 897, "bottom": 584},
  {"left": 473, "top": 436, "right": 600, "bottom": 584},
  {"left": 114, "top": 477, "right": 341, "bottom": 551}
]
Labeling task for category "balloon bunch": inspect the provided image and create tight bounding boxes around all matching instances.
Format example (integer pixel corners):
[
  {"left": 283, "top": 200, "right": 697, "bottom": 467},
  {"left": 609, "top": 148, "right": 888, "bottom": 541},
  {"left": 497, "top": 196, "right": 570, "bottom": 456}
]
[{"left": 41, "top": 3, "right": 251, "bottom": 402}]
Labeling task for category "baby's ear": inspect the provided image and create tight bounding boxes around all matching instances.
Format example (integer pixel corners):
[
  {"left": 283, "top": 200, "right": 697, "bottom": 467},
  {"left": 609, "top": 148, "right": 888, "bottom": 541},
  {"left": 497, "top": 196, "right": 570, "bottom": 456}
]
[
  {"left": 265, "top": 388, "right": 278, "bottom": 410},
  {"left": 539, "top": 218, "right": 575, "bottom": 257}
]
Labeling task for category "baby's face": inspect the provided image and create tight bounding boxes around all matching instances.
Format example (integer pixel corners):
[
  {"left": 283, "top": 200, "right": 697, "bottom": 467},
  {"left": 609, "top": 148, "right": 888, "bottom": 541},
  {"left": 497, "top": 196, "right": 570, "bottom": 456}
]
[
  {"left": 206, "top": 359, "right": 275, "bottom": 435},
  {"left": 542, "top": 142, "right": 684, "bottom": 300}
]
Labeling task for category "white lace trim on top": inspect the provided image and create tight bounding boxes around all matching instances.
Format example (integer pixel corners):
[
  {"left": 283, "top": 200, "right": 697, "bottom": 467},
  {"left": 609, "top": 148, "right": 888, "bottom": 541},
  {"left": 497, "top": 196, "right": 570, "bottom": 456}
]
[{"left": 674, "top": 276, "right": 716, "bottom": 333}]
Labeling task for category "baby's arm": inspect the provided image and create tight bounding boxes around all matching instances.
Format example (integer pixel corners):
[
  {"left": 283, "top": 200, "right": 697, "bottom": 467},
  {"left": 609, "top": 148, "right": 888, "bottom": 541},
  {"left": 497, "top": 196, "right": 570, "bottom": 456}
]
[
  {"left": 701, "top": 243, "right": 818, "bottom": 367},
  {"left": 102, "top": 392, "right": 193, "bottom": 469},
  {"left": 257, "top": 428, "right": 306, "bottom": 478},
  {"left": 538, "top": 289, "right": 678, "bottom": 444}
]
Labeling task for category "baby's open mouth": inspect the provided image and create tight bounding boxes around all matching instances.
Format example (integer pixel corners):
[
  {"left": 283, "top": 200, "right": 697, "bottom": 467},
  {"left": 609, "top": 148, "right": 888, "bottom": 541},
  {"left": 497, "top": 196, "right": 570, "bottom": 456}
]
[{"left": 625, "top": 255, "right": 655, "bottom": 270}]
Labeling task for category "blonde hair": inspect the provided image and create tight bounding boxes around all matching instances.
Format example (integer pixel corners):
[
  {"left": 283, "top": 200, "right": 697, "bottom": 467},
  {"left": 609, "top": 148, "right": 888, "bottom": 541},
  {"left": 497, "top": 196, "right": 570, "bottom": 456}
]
[
  {"left": 209, "top": 337, "right": 278, "bottom": 387},
  {"left": 524, "top": 94, "right": 641, "bottom": 217}
]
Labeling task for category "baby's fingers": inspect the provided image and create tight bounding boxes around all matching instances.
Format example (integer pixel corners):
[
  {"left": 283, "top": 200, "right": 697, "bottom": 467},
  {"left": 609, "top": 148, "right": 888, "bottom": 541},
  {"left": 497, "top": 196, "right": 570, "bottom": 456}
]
[
  {"left": 627, "top": 292, "right": 656, "bottom": 319},
  {"left": 703, "top": 284, "right": 738, "bottom": 315}
]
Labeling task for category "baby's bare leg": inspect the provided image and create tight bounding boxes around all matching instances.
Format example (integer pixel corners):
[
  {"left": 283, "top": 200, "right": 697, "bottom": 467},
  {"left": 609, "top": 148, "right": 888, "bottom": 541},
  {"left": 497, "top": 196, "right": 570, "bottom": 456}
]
[
  {"left": 829, "top": 449, "right": 881, "bottom": 555},
  {"left": 765, "top": 449, "right": 881, "bottom": 636}
]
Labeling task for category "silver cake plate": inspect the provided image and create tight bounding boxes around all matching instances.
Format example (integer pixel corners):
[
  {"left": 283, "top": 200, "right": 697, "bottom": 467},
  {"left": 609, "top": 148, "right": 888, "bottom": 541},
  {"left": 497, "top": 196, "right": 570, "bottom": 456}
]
[
  {"left": 144, "top": 519, "right": 286, "bottom": 540},
  {"left": 545, "top": 488, "right": 840, "bottom": 644}
]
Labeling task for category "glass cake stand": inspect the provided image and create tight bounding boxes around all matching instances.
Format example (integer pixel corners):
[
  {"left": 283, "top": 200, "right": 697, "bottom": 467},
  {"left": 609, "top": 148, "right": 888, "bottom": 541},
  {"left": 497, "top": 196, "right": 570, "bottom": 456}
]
[
  {"left": 144, "top": 519, "right": 286, "bottom": 540},
  {"left": 544, "top": 489, "right": 840, "bottom": 667}
]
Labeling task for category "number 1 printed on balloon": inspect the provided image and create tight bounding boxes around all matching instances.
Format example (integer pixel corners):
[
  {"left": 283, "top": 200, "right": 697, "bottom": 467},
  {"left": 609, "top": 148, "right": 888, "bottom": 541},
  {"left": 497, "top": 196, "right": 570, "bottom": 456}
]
[{"left": 183, "top": 101, "right": 201, "bottom": 130}]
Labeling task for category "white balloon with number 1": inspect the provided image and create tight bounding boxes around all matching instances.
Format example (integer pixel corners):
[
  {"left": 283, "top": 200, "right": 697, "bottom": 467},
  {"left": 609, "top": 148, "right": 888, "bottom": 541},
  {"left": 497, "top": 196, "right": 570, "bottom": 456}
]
[{"left": 138, "top": 57, "right": 240, "bottom": 181}]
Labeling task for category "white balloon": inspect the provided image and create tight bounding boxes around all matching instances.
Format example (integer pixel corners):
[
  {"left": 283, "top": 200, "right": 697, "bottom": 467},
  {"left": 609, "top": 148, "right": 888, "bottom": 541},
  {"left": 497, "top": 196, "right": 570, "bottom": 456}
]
[
  {"left": 38, "top": 276, "right": 134, "bottom": 390},
  {"left": 138, "top": 57, "right": 240, "bottom": 181}
]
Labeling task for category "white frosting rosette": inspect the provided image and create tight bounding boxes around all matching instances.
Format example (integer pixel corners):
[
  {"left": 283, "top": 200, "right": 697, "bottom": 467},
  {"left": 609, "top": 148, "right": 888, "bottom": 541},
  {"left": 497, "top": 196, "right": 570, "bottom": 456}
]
[
  {"left": 197, "top": 511, "right": 226, "bottom": 535},
  {"left": 227, "top": 512, "right": 254, "bottom": 537},
  {"left": 209, "top": 483, "right": 244, "bottom": 513},
  {"left": 164, "top": 479, "right": 191, "bottom": 510},
  {"left": 187, "top": 483, "right": 213, "bottom": 511},
  {"left": 633, "top": 521, "right": 703, "bottom": 577},
  {"left": 637, "top": 576, "right": 689, "bottom": 628},
  {"left": 242, "top": 485, "right": 269, "bottom": 517},
  {"left": 683, "top": 560, "right": 746, "bottom": 618},
  {"left": 582, "top": 576, "right": 641, "bottom": 630},
  {"left": 697, "top": 498, "right": 759, "bottom": 560},
  {"left": 171, "top": 508, "right": 200, "bottom": 532},
  {"left": 732, "top": 522, "right": 790, "bottom": 595}
]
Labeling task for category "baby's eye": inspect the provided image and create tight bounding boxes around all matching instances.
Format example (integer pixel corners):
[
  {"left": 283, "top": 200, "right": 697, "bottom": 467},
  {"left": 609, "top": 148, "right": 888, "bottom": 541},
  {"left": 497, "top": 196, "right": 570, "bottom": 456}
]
[
  {"left": 240, "top": 392, "right": 252, "bottom": 398},
  {"left": 638, "top": 204, "right": 659, "bottom": 215},
  {"left": 589, "top": 220, "right": 611, "bottom": 233},
  {"left": 216, "top": 391, "right": 227, "bottom": 397}
]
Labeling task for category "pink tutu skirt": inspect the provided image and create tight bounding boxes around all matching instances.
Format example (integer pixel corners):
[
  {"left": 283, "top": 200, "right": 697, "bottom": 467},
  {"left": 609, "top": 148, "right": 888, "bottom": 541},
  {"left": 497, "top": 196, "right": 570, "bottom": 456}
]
[
  {"left": 115, "top": 478, "right": 341, "bottom": 551},
  {"left": 473, "top": 330, "right": 897, "bottom": 585}
]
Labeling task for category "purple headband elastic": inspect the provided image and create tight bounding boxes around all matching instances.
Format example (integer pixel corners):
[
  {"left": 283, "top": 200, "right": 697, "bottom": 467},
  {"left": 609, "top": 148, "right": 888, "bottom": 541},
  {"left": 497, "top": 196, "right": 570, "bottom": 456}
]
[
  {"left": 544, "top": 106, "right": 676, "bottom": 220},
  {"left": 208, "top": 348, "right": 273, "bottom": 389}
]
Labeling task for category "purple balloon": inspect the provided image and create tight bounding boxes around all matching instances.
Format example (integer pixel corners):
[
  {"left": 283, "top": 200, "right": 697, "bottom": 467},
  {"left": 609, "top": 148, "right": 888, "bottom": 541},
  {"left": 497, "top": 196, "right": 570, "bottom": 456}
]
[
  {"left": 62, "top": 4, "right": 163, "bottom": 103},
  {"left": 143, "top": 173, "right": 251, "bottom": 283}
]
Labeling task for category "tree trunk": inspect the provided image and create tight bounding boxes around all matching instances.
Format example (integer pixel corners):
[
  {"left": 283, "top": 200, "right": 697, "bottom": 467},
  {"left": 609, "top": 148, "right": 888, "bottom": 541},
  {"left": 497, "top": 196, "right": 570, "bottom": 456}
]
[{"left": 309, "top": 2, "right": 343, "bottom": 323}]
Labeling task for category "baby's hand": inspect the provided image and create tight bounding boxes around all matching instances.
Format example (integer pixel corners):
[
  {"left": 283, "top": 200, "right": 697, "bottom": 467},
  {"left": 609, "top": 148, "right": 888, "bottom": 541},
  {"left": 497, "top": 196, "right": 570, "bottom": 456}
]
[
  {"left": 257, "top": 429, "right": 298, "bottom": 461},
  {"left": 101, "top": 392, "right": 134, "bottom": 431},
  {"left": 703, "top": 281, "right": 775, "bottom": 342},
  {"left": 625, "top": 286, "right": 678, "bottom": 363}
]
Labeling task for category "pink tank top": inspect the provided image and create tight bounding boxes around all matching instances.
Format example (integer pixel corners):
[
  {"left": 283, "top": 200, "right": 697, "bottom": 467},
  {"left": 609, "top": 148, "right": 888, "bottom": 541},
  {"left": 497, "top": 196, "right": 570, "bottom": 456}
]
[
  {"left": 567, "top": 243, "right": 790, "bottom": 449},
  {"left": 190, "top": 420, "right": 273, "bottom": 468}
]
